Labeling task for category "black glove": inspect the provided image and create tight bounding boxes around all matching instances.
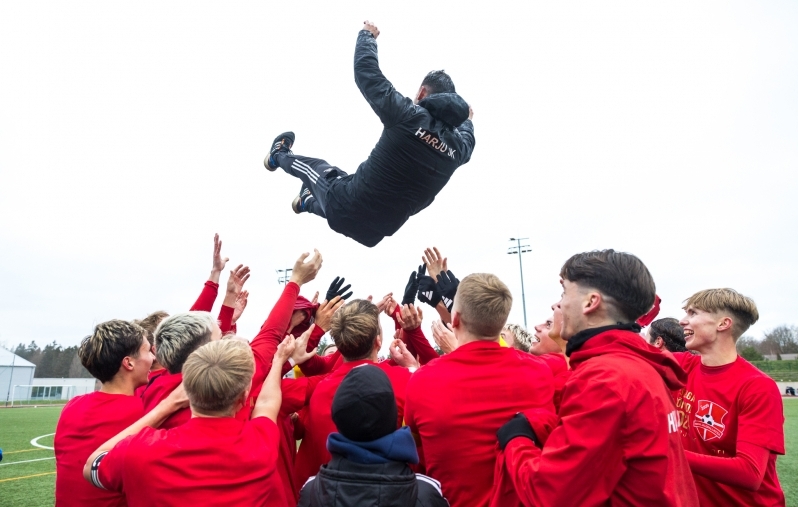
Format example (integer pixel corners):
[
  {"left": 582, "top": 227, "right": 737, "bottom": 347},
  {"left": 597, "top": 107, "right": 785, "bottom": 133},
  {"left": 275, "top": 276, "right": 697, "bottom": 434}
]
[
  {"left": 326, "top": 276, "right": 353, "bottom": 301},
  {"left": 435, "top": 270, "right": 459, "bottom": 313},
  {"left": 417, "top": 275, "right": 442, "bottom": 307},
  {"left": 497, "top": 413, "right": 539, "bottom": 450},
  {"left": 402, "top": 265, "right": 424, "bottom": 306}
]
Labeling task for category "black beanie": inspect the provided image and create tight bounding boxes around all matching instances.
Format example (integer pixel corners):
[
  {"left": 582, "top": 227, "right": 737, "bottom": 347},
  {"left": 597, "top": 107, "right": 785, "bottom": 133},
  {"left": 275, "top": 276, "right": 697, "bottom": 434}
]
[{"left": 331, "top": 364, "right": 397, "bottom": 442}]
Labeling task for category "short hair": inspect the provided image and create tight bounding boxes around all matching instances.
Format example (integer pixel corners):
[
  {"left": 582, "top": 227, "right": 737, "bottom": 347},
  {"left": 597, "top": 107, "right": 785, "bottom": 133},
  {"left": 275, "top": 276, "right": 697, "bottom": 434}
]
[
  {"left": 649, "top": 318, "right": 687, "bottom": 353},
  {"left": 182, "top": 339, "right": 254, "bottom": 415},
  {"left": 330, "top": 300, "right": 380, "bottom": 361},
  {"left": 560, "top": 250, "right": 655, "bottom": 322},
  {"left": 421, "top": 70, "right": 455, "bottom": 95},
  {"left": 503, "top": 323, "right": 534, "bottom": 352},
  {"left": 682, "top": 288, "right": 759, "bottom": 340},
  {"left": 155, "top": 312, "right": 215, "bottom": 374},
  {"left": 454, "top": 274, "right": 513, "bottom": 338},
  {"left": 79, "top": 320, "right": 146, "bottom": 383},
  {"left": 134, "top": 311, "right": 169, "bottom": 345}
]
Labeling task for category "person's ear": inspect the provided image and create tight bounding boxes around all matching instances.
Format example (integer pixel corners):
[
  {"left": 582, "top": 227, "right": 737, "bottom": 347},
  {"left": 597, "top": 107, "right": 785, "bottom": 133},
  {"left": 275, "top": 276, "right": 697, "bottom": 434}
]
[
  {"left": 583, "top": 291, "right": 602, "bottom": 315},
  {"left": 375, "top": 334, "right": 382, "bottom": 352},
  {"left": 655, "top": 337, "right": 664, "bottom": 349},
  {"left": 451, "top": 310, "right": 461, "bottom": 329},
  {"left": 121, "top": 356, "right": 135, "bottom": 372},
  {"left": 415, "top": 85, "right": 428, "bottom": 103},
  {"left": 717, "top": 316, "right": 733, "bottom": 334}
]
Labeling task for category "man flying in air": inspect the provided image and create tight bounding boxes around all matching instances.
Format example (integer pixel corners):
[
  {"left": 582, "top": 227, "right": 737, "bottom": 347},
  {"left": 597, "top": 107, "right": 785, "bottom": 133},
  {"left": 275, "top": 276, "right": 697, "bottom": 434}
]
[{"left": 265, "top": 21, "right": 475, "bottom": 247}]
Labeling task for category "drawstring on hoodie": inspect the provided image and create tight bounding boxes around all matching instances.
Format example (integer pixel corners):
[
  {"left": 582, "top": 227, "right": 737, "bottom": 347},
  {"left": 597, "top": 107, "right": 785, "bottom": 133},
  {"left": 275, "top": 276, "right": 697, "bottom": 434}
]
[{"left": 565, "top": 322, "right": 642, "bottom": 357}]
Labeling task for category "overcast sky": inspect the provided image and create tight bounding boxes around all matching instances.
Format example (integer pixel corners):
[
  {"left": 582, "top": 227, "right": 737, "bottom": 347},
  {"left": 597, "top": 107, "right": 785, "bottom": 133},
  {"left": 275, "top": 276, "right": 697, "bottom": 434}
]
[{"left": 1, "top": 1, "right": 796, "bottom": 353}]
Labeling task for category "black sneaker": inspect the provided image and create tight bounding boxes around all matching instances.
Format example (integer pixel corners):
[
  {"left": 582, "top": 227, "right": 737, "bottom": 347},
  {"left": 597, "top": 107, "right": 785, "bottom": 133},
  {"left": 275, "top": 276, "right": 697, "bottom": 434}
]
[
  {"left": 264, "top": 131, "right": 295, "bottom": 171},
  {"left": 292, "top": 188, "right": 314, "bottom": 214}
]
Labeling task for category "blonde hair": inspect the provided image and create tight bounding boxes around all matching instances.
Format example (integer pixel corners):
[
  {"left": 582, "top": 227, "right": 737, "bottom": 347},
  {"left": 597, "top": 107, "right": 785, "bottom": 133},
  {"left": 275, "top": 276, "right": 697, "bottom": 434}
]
[
  {"left": 503, "top": 323, "right": 534, "bottom": 352},
  {"left": 182, "top": 339, "right": 254, "bottom": 414},
  {"left": 154, "top": 312, "right": 214, "bottom": 374},
  {"left": 330, "top": 299, "right": 380, "bottom": 360},
  {"left": 683, "top": 288, "right": 759, "bottom": 340},
  {"left": 79, "top": 320, "right": 146, "bottom": 383},
  {"left": 455, "top": 274, "right": 513, "bottom": 338}
]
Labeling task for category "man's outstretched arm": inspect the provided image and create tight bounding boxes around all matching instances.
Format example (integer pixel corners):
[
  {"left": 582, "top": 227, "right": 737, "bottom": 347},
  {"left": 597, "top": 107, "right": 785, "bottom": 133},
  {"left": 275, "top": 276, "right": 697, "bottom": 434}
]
[{"left": 354, "top": 21, "right": 413, "bottom": 128}]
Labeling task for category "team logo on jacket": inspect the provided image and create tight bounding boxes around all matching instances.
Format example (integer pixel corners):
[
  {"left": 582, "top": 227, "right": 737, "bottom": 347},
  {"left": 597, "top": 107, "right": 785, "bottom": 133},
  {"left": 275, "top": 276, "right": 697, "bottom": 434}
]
[
  {"left": 694, "top": 400, "right": 728, "bottom": 441},
  {"left": 414, "top": 128, "right": 456, "bottom": 158}
]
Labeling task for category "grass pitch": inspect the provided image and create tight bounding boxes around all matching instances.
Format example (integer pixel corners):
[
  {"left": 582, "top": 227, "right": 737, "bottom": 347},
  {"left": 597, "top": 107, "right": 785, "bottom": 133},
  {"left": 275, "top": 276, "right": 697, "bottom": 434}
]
[{"left": 0, "top": 401, "right": 797, "bottom": 507}]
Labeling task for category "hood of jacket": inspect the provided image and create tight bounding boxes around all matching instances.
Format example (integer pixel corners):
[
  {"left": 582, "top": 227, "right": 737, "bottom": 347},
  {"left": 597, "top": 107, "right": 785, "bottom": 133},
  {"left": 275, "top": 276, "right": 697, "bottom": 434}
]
[
  {"left": 569, "top": 328, "right": 687, "bottom": 391},
  {"left": 418, "top": 92, "right": 470, "bottom": 128},
  {"left": 309, "top": 455, "right": 418, "bottom": 507},
  {"left": 291, "top": 295, "right": 319, "bottom": 335}
]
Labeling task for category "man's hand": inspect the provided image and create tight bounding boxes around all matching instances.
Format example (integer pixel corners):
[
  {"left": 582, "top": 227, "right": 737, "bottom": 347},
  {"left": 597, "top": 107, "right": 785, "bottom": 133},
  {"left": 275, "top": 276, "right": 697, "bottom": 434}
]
[
  {"left": 401, "top": 266, "right": 423, "bottom": 306},
  {"left": 397, "top": 304, "right": 423, "bottom": 331},
  {"left": 363, "top": 20, "right": 379, "bottom": 39},
  {"left": 289, "top": 249, "right": 323, "bottom": 286},
  {"left": 290, "top": 324, "right": 318, "bottom": 365},
  {"left": 225, "top": 264, "right": 250, "bottom": 296},
  {"left": 165, "top": 383, "right": 190, "bottom": 410},
  {"left": 390, "top": 338, "right": 419, "bottom": 369},
  {"left": 209, "top": 233, "right": 229, "bottom": 284},
  {"left": 436, "top": 270, "right": 459, "bottom": 313},
  {"left": 422, "top": 247, "right": 448, "bottom": 281},
  {"left": 232, "top": 290, "right": 248, "bottom": 324},
  {"left": 468, "top": 106, "right": 474, "bottom": 120},
  {"left": 432, "top": 320, "right": 457, "bottom": 354},
  {"left": 310, "top": 291, "right": 319, "bottom": 305},
  {"left": 417, "top": 275, "right": 442, "bottom": 307},
  {"left": 315, "top": 296, "right": 345, "bottom": 331},
  {"left": 326, "top": 276, "right": 353, "bottom": 302},
  {"left": 374, "top": 293, "right": 394, "bottom": 314},
  {"left": 275, "top": 334, "right": 297, "bottom": 364}
]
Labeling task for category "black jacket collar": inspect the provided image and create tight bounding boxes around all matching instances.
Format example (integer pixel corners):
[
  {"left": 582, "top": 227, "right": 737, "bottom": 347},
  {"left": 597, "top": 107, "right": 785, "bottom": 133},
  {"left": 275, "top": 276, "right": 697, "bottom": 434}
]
[{"left": 565, "top": 322, "right": 642, "bottom": 357}]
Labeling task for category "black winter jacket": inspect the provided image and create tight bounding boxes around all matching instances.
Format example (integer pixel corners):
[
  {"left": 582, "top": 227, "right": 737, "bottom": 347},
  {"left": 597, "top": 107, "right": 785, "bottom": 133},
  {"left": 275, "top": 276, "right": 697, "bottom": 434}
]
[
  {"left": 297, "top": 455, "right": 449, "bottom": 507},
  {"left": 325, "top": 30, "right": 476, "bottom": 247}
]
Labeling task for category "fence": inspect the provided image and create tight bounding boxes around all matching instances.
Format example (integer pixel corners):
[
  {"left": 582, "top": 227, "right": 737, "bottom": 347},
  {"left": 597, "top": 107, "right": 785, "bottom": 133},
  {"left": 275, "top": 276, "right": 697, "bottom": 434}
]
[{"left": 8, "top": 384, "right": 90, "bottom": 407}]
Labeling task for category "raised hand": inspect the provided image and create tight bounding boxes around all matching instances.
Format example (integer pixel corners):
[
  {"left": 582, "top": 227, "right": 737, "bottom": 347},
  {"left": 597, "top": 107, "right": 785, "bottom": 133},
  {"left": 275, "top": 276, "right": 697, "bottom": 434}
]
[
  {"left": 397, "top": 304, "right": 423, "bottom": 331},
  {"left": 390, "top": 338, "right": 419, "bottom": 369},
  {"left": 436, "top": 270, "right": 459, "bottom": 313},
  {"left": 422, "top": 247, "right": 447, "bottom": 281},
  {"left": 209, "top": 233, "right": 230, "bottom": 284},
  {"left": 276, "top": 334, "right": 297, "bottom": 363},
  {"left": 363, "top": 20, "right": 380, "bottom": 39},
  {"left": 417, "top": 275, "right": 442, "bottom": 307},
  {"left": 232, "top": 290, "right": 249, "bottom": 324},
  {"left": 310, "top": 291, "right": 320, "bottom": 306},
  {"left": 432, "top": 320, "right": 458, "bottom": 354},
  {"left": 315, "top": 296, "right": 345, "bottom": 331},
  {"left": 289, "top": 249, "right": 323, "bottom": 286},
  {"left": 290, "top": 324, "right": 318, "bottom": 365},
  {"left": 226, "top": 264, "right": 251, "bottom": 296},
  {"left": 374, "top": 293, "right": 394, "bottom": 314},
  {"left": 326, "top": 276, "right": 353, "bottom": 302},
  {"left": 402, "top": 266, "right": 423, "bottom": 306}
]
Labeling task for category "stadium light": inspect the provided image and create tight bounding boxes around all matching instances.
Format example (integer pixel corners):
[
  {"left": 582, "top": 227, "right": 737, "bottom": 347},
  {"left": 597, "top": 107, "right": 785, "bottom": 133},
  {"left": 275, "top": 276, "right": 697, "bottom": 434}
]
[{"left": 507, "top": 237, "right": 532, "bottom": 328}]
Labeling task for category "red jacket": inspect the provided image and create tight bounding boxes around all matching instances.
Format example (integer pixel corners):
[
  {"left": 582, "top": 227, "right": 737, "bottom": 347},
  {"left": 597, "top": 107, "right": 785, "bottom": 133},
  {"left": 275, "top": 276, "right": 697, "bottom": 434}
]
[
  {"left": 404, "top": 340, "right": 555, "bottom": 507},
  {"left": 293, "top": 359, "right": 412, "bottom": 494},
  {"left": 492, "top": 329, "right": 699, "bottom": 507}
]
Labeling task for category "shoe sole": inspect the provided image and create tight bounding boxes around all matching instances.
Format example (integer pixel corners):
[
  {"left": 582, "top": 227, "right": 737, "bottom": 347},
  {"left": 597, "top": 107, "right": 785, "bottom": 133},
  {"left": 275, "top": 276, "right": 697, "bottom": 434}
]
[
  {"left": 292, "top": 195, "right": 303, "bottom": 214},
  {"left": 264, "top": 156, "right": 278, "bottom": 172}
]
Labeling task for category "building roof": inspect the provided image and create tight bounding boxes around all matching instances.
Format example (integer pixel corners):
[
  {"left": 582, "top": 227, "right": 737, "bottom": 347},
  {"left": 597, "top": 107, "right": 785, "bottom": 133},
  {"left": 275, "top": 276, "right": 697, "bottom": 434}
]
[{"left": 0, "top": 347, "right": 36, "bottom": 368}]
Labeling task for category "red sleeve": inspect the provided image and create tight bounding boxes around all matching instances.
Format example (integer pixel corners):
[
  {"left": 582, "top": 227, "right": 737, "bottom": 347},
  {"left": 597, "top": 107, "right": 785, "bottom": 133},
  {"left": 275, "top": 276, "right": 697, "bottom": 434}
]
[
  {"left": 190, "top": 281, "right": 219, "bottom": 312},
  {"left": 250, "top": 416, "right": 281, "bottom": 459},
  {"left": 391, "top": 304, "right": 402, "bottom": 331},
  {"left": 218, "top": 305, "right": 234, "bottom": 334},
  {"left": 96, "top": 435, "right": 135, "bottom": 493},
  {"left": 736, "top": 376, "right": 785, "bottom": 454},
  {"left": 306, "top": 324, "right": 326, "bottom": 352},
  {"left": 298, "top": 350, "right": 342, "bottom": 377},
  {"left": 401, "top": 326, "right": 438, "bottom": 366},
  {"left": 685, "top": 442, "right": 770, "bottom": 491},
  {"left": 249, "top": 282, "right": 300, "bottom": 390},
  {"left": 501, "top": 375, "right": 626, "bottom": 506}
]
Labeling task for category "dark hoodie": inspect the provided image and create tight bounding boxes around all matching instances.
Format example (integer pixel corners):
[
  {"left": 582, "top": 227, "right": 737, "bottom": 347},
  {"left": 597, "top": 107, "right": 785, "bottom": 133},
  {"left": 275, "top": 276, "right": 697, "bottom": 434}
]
[
  {"left": 491, "top": 328, "right": 700, "bottom": 507},
  {"left": 322, "top": 30, "right": 476, "bottom": 247}
]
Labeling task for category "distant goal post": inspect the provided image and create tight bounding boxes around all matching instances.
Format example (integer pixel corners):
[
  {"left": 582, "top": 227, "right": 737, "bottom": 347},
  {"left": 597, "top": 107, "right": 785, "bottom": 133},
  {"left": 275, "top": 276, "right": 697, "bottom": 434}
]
[{"left": 9, "top": 384, "right": 86, "bottom": 407}]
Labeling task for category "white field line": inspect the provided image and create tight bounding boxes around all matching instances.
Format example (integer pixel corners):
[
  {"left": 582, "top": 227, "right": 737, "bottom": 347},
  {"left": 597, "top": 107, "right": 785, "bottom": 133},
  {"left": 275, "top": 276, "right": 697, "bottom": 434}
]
[
  {"left": 0, "top": 457, "right": 55, "bottom": 467},
  {"left": 30, "top": 433, "right": 55, "bottom": 450}
]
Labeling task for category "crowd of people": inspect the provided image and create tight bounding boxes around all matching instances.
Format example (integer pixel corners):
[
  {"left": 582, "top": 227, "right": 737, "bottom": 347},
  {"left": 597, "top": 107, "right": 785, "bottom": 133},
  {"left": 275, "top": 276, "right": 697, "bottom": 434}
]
[{"left": 52, "top": 235, "right": 786, "bottom": 507}]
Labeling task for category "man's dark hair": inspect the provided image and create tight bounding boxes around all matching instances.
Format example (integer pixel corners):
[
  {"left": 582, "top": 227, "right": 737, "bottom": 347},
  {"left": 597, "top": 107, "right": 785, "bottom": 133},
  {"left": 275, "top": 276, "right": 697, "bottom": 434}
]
[
  {"left": 79, "top": 320, "right": 146, "bottom": 383},
  {"left": 421, "top": 70, "right": 455, "bottom": 95},
  {"left": 649, "top": 318, "right": 687, "bottom": 352},
  {"left": 560, "top": 249, "right": 656, "bottom": 322}
]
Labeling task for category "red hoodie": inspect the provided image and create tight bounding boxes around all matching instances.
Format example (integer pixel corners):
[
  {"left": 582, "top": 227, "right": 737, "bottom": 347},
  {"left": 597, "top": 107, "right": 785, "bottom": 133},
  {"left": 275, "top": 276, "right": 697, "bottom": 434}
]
[{"left": 492, "top": 328, "right": 699, "bottom": 507}]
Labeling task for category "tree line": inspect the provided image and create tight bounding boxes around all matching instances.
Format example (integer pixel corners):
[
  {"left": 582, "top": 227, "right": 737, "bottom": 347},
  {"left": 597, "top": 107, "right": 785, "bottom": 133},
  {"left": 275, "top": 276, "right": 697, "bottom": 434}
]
[
  {"left": 737, "top": 325, "right": 798, "bottom": 361},
  {"left": 12, "top": 341, "right": 93, "bottom": 378}
]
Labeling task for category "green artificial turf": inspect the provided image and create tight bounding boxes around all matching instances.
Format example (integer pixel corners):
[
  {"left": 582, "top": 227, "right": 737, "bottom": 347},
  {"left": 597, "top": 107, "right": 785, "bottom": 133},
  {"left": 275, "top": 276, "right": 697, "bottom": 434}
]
[{"left": 0, "top": 401, "right": 796, "bottom": 506}]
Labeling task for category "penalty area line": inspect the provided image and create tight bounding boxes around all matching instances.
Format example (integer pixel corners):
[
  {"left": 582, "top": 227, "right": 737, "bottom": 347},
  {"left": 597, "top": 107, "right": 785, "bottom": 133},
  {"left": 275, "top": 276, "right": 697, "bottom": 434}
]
[{"left": 0, "top": 471, "right": 56, "bottom": 483}]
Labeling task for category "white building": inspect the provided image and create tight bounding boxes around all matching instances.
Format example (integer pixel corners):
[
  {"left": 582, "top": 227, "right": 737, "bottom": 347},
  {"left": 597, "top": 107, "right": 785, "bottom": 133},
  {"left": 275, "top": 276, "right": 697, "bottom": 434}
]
[
  {"left": 0, "top": 347, "right": 36, "bottom": 406},
  {"left": 31, "top": 377, "right": 97, "bottom": 400}
]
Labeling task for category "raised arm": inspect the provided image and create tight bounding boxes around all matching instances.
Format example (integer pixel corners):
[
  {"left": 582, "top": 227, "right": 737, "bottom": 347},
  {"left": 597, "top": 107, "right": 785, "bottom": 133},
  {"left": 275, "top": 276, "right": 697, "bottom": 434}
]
[
  {"left": 354, "top": 21, "right": 413, "bottom": 128},
  {"left": 397, "top": 304, "right": 438, "bottom": 365},
  {"left": 190, "top": 234, "right": 228, "bottom": 311},
  {"left": 252, "top": 335, "right": 296, "bottom": 423},
  {"left": 219, "top": 264, "right": 250, "bottom": 334}
]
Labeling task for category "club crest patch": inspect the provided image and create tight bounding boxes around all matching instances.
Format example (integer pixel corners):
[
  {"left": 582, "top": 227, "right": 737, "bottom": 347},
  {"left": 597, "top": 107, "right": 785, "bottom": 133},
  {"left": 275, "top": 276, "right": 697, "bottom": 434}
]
[{"left": 694, "top": 400, "right": 728, "bottom": 441}]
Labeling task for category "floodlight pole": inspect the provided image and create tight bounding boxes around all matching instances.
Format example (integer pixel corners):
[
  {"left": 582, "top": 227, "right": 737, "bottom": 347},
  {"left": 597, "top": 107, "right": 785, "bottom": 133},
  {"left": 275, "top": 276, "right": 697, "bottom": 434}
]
[
  {"left": 508, "top": 237, "right": 532, "bottom": 328},
  {"left": 276, "top": 268, "right": 293, "bottom": 286}
]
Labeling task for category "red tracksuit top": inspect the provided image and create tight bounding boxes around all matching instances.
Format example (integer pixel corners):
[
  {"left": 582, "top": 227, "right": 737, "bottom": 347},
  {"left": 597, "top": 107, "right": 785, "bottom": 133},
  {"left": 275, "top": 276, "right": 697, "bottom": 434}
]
[
  {"left": 493, "top": 329, "right": 699, "bottom": 507},
  {"left": 293, "top": 358, "right": 412, "bottom": 494},
  {"left": 404, "top": 340, "right": 555, "bottom": 507}
]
